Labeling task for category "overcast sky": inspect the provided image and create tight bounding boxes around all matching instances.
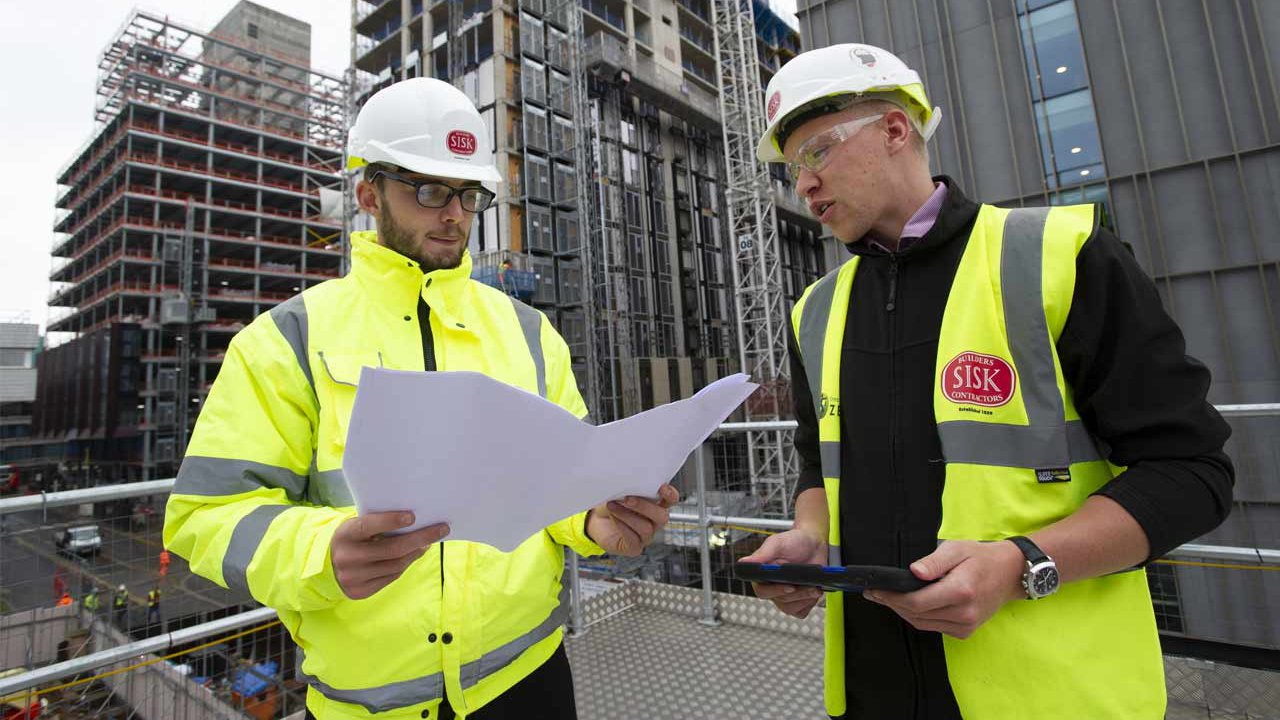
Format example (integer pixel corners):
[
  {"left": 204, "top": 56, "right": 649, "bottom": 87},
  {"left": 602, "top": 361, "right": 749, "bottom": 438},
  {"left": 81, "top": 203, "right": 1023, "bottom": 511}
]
[
  {"left": 0, "top": 0, "right": 796, "bottom": 332},
  {"left": 0, "top": 0, "right": 350, "bottom": 331}
]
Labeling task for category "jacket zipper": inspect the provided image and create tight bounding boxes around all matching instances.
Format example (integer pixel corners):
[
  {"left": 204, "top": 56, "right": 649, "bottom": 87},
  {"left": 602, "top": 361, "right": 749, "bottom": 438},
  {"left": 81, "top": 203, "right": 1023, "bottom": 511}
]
[
  {"left": 418, "top": 296, "right": 447, "bottom": 636},
  {"left": 886, "top": 256, "right": 899, "bottom": 312},
  {"left": 887, "top": 253, "right": 922, "bottom": 714}
]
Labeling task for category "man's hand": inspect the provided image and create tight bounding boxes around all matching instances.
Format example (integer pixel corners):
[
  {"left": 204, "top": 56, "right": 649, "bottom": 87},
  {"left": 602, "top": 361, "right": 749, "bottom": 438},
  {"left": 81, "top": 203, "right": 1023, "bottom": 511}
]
[
  {"left": 585, "top": 485, "right": 680, "bottom": 557},
  {"left": 331, "top": 512, "right": 450, "bottom": 600},
  {"left": 739, "top": 527, "right": 828, "bottom": 619},
  {"left": 865, "top": 539, "right": 1025, "bottom": 639}
]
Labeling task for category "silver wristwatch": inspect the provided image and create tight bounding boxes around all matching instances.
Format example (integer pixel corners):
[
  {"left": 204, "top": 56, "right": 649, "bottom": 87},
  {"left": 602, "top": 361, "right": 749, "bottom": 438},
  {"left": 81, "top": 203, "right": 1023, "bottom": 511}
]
[{"left": 1007, "top": 535, "right": 1060, "bottom": 600}]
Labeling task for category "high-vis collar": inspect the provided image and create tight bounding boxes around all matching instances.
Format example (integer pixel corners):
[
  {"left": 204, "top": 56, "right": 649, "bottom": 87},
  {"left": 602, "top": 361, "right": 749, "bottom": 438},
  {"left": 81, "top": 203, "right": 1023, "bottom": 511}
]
[{"left": 349, "top": 231, "right": 475, "bottom": 328}]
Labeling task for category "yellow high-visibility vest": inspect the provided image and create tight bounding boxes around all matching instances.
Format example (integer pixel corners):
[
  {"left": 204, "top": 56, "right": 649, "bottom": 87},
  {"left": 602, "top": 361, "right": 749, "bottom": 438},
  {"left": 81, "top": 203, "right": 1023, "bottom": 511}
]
[
  {"left": 165, "top": 233, "right": 603, "bottom": 719},
  {"left": 791, "top": 205, "right": 1164, "bottom": 719}
]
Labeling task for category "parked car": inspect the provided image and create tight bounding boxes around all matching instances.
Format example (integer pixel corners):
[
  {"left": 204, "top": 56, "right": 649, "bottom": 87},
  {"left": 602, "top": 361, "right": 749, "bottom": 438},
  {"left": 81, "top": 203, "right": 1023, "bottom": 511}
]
[{"left": 54, "top": 525, "right": 102, "bottom": 558}]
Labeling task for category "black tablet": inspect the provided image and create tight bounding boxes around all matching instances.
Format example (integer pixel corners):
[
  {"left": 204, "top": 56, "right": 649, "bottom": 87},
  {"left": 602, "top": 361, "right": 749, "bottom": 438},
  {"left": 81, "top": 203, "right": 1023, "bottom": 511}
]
[{"left": 734, "top": 562, "right": 931, "bottom": 593}]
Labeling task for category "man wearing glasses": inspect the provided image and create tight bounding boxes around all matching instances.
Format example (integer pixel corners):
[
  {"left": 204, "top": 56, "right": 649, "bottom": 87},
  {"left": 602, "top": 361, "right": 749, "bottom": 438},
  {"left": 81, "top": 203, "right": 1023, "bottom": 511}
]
[
  {"left": 742, "top": 44, "right": 1233, "bottom": 718},
  {"left": 166, "top": 78, "right": 677, "bottom": 720}
]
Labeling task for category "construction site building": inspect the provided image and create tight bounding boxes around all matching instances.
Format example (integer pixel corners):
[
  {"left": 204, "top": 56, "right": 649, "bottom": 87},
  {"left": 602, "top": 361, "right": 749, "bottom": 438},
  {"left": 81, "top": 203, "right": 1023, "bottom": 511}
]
[
  {"left": 42, "top": 3, "right": 347, "bottom": 483},
  {"left": 0, "top": 323, "right": 40, "bottom": 471}
]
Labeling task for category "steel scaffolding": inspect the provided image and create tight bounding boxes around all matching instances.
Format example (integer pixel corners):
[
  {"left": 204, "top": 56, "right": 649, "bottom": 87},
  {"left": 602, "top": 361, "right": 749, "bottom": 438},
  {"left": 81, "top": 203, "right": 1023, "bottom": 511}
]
[{"left": 711, "top": 0, "right": 796, "bottom": 516}]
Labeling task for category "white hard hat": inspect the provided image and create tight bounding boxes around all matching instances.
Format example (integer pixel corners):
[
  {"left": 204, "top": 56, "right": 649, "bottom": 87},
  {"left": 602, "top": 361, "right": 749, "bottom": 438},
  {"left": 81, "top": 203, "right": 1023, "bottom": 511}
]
[
  {"left": 756, "top": 43, "right": 942, "bottom": 162},
  {"left": 348, "top": 78, "right": 502, "bottom": 185}
]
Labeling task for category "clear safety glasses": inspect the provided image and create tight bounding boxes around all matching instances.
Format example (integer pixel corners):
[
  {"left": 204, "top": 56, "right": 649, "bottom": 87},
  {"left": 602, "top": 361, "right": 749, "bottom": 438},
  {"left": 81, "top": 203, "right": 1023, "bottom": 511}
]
[{"left": 784, "top": 113, "right": 885, "bottom": 182}]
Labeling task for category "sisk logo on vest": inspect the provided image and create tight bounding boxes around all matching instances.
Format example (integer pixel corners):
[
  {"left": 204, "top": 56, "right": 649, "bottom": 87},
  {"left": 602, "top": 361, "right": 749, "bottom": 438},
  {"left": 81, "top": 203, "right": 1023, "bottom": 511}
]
[
  {"left": 942, "top": 352, "right": 1016, "bottom": 407},
  {"left": 447, "top": 130, "right": 477, "bottom": 157}
]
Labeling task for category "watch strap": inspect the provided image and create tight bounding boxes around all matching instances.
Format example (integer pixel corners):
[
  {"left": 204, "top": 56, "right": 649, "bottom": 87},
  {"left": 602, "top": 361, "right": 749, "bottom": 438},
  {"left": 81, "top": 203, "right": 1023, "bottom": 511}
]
[{"left": 1007, "top": 535, "right": 1049, "bottom": 565}]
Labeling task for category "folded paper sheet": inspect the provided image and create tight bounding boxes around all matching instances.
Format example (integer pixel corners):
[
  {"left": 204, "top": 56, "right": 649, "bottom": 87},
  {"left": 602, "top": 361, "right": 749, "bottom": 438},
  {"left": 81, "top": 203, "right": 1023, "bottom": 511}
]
[{"left": 343, "top": 368, "right": 758, "bottom": 552}]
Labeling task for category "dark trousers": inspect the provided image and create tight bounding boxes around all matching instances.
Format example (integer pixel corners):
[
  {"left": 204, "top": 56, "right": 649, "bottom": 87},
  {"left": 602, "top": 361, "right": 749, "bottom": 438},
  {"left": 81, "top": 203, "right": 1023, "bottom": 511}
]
[{"left": 305, "top": 644, "right": 577, "bottom": 720}]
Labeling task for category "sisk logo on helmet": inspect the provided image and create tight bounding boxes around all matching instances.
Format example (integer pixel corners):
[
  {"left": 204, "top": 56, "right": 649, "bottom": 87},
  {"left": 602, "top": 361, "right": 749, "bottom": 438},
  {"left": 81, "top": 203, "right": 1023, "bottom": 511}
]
[
  {"left": 447, "top": 130, "right": 477, "bottom": 157},
  {"left": 851, "top": 48, "right": 877, "bottom": 68},
  {"left": 767, "top": 91, "right": 782, "bottom": 122}
]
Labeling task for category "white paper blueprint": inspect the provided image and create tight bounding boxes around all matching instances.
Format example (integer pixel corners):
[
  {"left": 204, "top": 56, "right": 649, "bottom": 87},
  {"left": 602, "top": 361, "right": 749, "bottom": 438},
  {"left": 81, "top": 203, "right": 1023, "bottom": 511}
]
[{"left": 342, "top": 368, "right": 758, "bottom": 552}]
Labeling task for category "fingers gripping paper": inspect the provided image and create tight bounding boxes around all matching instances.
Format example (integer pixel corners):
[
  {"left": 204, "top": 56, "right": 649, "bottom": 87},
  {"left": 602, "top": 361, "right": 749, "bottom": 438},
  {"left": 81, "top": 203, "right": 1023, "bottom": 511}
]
[{"left": 342, "top": 369, "right": 758, "bottom": 552}]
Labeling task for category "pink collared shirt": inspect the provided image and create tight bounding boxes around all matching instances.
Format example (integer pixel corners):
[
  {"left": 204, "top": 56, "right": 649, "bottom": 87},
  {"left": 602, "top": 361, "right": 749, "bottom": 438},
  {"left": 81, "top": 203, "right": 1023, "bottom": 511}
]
[{"left": 867, "top": 182, "right": 948, "bottom": 254}]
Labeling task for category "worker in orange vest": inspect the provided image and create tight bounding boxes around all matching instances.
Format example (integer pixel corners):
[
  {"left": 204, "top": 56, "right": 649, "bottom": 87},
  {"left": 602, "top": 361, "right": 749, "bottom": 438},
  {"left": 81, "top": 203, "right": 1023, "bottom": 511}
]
[
  {"left": 159, "top": 549, "right": 171, "bottom": 577},
  {"left": 56, "top": 592, "right": 73, "bottom": 607}
]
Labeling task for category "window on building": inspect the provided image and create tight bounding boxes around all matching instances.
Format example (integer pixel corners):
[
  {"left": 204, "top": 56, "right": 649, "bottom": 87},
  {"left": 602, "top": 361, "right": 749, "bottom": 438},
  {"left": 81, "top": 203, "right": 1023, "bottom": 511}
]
[
  {"left": 547, "top": 27, "right": 568, "bottom": 68},
  {"left": 157, "top": 401, "right": 176, "bottom": 427},
  {"left": 247, "top": 23, "right": 259, "bottom": 39},
  {"left": 625, "top": 191, "right": 643, "bottom": 229},
  {"left": 557, "top": 260, "right": 582, "bottom": 303},
  {"left": 549, "top": 70, "right": 572, "bottom": 115},
  {"left": 631, "top": 276, "right": 651, "bottom": 315},
  {"left": 522, "top": 59, "right": 546, "bottom": 105},
  {"left": 1018, "top": 0, "right": 1105, "bottom": 189},
  {"left": 553, "top": 162, "right": 575, "bottom": 203},
  {"left": 555, "top": 211, "right": 580, "bottom": 254},
  {"left": 524, "top": 106, "right": 548, "bottom": 150},
  {"left": 526, "top": 155, "right": 551, "bottom": 200},
  {"left": 628, "top": 231, "right": 646, "bottom": 269},
  {"left": 521, "top": 13, "right": 545, "bottom": 58},
  {"left": 527, "top": 203, "right": 554, "bottom": 252},
  {"left": 658, "top": 322, "right": 676, "bottom": 357},
  {"left": 622, "top": 149, "right": 640, "bottom": 186},
  {"left": 1020, "top": 1, "right": 1088, "bottom": 101},
  {"left": 653, "top": 238, "right": 671, "bottom": 275},
  {"left": 657, "top": 278, "right": 674, "bottom": 316},
  {"left": 0, "top": 350, "right": 31, "bottom": 367},
  {"left": 1033, "top": 89, "right": 1105, "bottom": 188},
  {"left": 552, "top": 116, "right": 574, "bottom": 155},
  {"left": 651, "top": 199, "right": 668, "bottom": 236}
]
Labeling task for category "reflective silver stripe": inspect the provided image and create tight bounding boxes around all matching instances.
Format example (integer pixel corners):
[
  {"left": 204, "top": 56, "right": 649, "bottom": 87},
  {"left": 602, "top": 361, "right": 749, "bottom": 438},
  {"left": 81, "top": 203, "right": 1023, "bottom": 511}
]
[
  {"left": 307, "top": 459, "right": 353, "bottom": 507},
  {"left": 174, "top": 456, "right": 307, "bottom": 501},
  {"left": 827, "top": 544, "right": 842, "bottom": 566},
  {"left": 294, "top": 584, "right": 569, "bottom": 712},
  {"left": 459, "top": 583, "right": 569, "bottom": 688},
  {"left": 798, "top": 269, "right": 841, "bottom": 420},
  {"left": 1001, "top": 207, "right": 1064, "bottom": 430},
  {"left": 511, "top": 299, "right": 547, "bottom": 399},
  {"left": 269, "top": 293, "right": 313, "bottom": 392},
  {"left": 222, "top": 504, "right": 289, "bottom": 595},
  {"left": 937, "top": 419, "right": 1101, "bottom": 468},
  {"left": 820, "top": 441, "right": 841, "bottom": 481},
  {"left": 297, "top": 649, "right": 444, "bottom": 714}
]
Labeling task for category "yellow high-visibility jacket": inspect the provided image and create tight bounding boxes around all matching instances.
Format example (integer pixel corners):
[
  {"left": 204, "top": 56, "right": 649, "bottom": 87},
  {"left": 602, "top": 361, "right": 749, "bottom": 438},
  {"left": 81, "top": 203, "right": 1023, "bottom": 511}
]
[{"left": 164, "top": 232, "right": 603, "bottom": 719}]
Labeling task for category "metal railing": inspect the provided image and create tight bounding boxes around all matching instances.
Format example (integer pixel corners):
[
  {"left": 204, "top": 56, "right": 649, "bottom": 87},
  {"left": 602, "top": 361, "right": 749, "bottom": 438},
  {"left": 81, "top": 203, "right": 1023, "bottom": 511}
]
[{"left": 2, "top": 405, "right": 1277, "bottom": 703}]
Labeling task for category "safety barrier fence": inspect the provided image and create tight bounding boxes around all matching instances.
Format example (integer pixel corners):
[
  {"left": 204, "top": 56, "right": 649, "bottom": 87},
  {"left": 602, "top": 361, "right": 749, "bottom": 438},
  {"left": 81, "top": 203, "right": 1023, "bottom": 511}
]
[{"left": 1, "top": 405, "right": 1277, "bottom": 718}]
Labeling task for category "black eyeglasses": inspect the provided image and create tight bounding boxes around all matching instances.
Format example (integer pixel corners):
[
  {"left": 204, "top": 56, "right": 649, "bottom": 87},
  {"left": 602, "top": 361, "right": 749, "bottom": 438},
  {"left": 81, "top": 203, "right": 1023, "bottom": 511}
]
[{"left": 372, "top": 168, "right": 496, "bottom": 213}]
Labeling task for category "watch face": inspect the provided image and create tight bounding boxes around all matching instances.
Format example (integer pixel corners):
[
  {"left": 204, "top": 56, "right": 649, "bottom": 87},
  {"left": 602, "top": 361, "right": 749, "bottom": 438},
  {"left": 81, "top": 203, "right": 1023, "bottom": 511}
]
[{"left": 1032, "top": 565, "right": 1060, "bottom": 597}]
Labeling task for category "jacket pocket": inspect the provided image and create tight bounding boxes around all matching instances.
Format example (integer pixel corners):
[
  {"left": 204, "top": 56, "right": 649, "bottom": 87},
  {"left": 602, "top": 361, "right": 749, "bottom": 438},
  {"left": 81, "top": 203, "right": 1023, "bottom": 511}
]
[{"left": 315, "top": 350, "right": 384, "bottom": 448}]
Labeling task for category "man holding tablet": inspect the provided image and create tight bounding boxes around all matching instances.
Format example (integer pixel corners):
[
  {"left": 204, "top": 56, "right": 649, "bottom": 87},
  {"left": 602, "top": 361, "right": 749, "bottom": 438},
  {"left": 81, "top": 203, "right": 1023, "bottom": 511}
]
[{"left": 742, "top": 44, "right": 1234, "bottom": 719}]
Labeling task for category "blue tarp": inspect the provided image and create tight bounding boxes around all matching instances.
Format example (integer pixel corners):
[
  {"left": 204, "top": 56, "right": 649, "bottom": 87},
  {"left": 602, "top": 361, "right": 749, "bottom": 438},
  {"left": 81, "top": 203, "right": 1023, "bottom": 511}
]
[{"left": 231, "top": 660, "right": 278, "bottom": 698}]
